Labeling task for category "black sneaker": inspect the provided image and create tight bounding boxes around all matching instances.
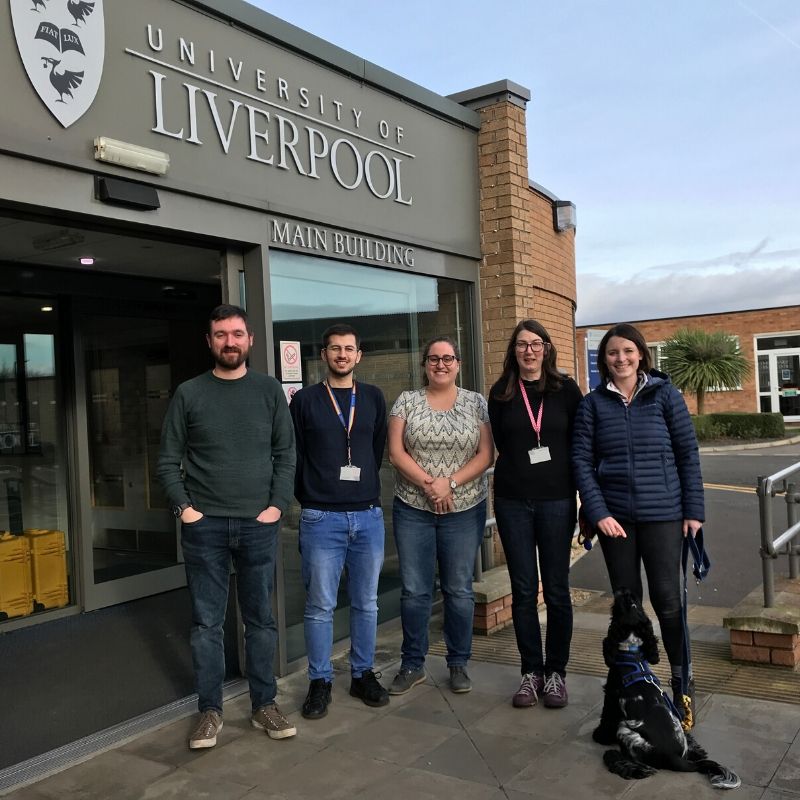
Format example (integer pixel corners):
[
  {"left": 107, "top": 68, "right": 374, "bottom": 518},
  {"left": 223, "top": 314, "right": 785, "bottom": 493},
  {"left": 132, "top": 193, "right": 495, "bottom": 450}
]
[
  {"left": 302, "top": 678, "right": 332, "bottom": 719},
  {"left": 350, "top": 669, "right": 389, "bottom": 707}
]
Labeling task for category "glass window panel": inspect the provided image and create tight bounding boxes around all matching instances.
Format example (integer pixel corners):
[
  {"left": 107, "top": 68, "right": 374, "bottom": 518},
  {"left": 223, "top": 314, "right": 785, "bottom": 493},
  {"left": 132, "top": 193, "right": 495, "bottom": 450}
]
[
  {"left": 1, "top": 298, "right": 72, "bottom": 623},
  {"left": 757, "top": 355, "right": 770, "bottom": 392},
  {"left": 756, "top": 335, "right": 800, "bottom": 351},
  {"left": 269, "top": 250, "right": 477, "bottom": 662}
]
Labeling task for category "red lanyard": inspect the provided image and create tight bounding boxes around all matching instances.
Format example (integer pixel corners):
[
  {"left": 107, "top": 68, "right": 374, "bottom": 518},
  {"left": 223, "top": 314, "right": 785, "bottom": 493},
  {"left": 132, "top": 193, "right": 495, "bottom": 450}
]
[
  {"left": 324, "top": 381, "right": 356, "bottom": 465},
  {"left": 519, "top": 379, "right": 543, "bottom": 448}
]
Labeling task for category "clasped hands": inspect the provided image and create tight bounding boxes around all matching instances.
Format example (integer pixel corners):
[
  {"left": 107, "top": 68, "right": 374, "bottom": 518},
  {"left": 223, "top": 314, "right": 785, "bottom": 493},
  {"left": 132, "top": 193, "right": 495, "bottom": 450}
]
[{"left": 424, "top": 475, "right": 455, "bottom": 514}]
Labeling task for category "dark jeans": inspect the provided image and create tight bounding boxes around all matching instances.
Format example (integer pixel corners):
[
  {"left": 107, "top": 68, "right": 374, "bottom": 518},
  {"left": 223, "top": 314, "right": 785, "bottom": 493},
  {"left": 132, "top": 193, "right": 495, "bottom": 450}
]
[
  {"left": 393, "top": 497, "right": 486, "bottom": 670},
  {"left": 494, "top": 496, "right": 576, "bottom": 676},
  {"left": 181, "top": 515, "right": 279, "bottom": 713},
  {"left": 598, "top": 519, "right": 684, "bottom": 667}
]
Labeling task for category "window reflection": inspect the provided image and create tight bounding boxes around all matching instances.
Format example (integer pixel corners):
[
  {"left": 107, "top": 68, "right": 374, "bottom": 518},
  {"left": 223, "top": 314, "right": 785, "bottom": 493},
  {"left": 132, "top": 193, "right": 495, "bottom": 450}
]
[{"left": 269, "top": 250, "right": 476, "bottom": 661}]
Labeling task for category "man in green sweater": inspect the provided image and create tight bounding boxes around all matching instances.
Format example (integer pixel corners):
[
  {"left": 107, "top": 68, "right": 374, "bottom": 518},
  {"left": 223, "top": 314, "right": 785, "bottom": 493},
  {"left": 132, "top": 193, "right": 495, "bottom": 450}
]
[{"left": 157, "top": 304, "right": 296, "bottom": 750}]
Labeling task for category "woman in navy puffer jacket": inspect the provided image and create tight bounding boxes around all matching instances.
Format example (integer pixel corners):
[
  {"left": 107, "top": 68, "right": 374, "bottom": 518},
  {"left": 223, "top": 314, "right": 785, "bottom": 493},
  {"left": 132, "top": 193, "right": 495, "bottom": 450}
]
[{"left": 572, "top": 323, "right": 703, "bottom": 715}]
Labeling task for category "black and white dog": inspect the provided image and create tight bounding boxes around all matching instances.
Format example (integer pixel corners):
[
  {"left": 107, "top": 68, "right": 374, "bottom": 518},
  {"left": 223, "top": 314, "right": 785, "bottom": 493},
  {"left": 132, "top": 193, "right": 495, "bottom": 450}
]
[{"left": 593, "top": 589, "right": 740, "bottom": 790}]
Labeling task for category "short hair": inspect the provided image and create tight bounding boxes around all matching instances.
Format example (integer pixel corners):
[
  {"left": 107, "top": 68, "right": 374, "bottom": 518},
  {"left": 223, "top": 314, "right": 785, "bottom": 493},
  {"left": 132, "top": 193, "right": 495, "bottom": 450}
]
[
  {"left": 597, "top": 323, "right": 652, "bottom": 382},
  {"left": 322, "top": 324, "right": 361, "bottom": 349},
  {"left": 209, "top": 304, "right": 250, "bottom": 333},
  {"left": 420, "top": 336, "right": 461, "bottom": 386}
]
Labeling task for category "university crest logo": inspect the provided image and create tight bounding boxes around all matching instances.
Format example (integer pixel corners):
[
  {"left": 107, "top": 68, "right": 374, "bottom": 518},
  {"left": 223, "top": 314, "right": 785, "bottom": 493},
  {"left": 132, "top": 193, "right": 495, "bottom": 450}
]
[{"left": 11, "top": 0, "right": 105, "bottom": 128}]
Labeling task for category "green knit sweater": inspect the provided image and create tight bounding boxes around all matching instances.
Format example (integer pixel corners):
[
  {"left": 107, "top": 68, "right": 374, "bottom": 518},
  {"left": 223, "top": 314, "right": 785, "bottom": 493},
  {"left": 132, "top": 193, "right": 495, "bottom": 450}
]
[{"left": 157, "top": 370, "right": 296, "bottom": 517}]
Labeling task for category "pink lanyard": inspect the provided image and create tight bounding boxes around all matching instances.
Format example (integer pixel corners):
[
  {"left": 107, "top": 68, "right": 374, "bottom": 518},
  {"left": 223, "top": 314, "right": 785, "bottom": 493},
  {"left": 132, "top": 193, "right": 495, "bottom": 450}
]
[{"left": 519, "top": 379, "right": 543, "bottom": 448}]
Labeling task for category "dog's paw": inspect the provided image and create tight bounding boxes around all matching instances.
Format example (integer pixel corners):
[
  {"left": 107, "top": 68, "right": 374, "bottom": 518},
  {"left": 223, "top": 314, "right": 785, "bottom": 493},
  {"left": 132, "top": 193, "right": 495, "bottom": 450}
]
[
  {"left": 592, "top": 725, "right": 618, "bottom": 746},
  {"left": 710, "top": 768, "right": 742, "bottom": 790}
]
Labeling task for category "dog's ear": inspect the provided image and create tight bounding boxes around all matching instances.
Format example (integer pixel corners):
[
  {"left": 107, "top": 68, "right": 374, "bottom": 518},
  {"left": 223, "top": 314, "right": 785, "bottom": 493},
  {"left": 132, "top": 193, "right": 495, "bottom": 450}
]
[
  {"left": 603, "top": 636, "right": 617, "bottom": 668},
  {"left": 641, "top": 619, "right": 660, "bottom": 664}
]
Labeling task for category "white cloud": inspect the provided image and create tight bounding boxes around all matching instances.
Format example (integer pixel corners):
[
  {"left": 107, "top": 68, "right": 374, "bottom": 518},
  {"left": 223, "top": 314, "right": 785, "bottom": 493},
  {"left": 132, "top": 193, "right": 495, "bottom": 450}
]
[{"left": 576, "top": 265, "right": 800, "bottom": 326}]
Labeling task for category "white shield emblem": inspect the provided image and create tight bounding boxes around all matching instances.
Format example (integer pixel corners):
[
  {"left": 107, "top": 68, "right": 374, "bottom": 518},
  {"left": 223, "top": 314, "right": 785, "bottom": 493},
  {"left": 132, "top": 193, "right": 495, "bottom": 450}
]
[{"left": 11, "top": 0, "right": 105, "bottom": 128}]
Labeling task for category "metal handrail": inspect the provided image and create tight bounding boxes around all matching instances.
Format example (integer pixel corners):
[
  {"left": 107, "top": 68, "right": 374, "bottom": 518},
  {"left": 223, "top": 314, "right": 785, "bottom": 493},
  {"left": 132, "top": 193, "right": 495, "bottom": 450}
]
[
  {"left": 474, "top": 467, "right": 496, "bottom": 582},
  {"left": 757, "top": 461, "right": 800, "bottom": 607}
]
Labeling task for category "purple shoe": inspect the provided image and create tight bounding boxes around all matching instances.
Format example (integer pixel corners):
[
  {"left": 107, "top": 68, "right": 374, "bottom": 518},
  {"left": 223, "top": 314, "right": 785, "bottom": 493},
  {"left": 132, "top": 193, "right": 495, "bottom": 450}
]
[
  {"left": 542, "top": 672, "right": 568, "bottom": 708},
  {"left": 512, "top": 672, "right": 544, "bottom": 708}
]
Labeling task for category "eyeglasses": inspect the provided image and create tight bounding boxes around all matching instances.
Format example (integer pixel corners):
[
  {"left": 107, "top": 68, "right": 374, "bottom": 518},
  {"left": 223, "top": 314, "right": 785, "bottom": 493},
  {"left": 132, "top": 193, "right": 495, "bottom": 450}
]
[
  {"left": 515, "top": 340, "right": 548, "bottom": 353},
  {"left": 425, "top": 354, "right": 458, "bottom": 366},
  {"left": 325, "top": 345, "right": 359, "bottom": 354}
]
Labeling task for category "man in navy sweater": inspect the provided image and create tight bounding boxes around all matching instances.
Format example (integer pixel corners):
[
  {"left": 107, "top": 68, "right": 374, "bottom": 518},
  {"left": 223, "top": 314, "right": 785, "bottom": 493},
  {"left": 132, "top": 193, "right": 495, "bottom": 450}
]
[{"left": 289, "top": 323, "right": 389, "bottom": 718}]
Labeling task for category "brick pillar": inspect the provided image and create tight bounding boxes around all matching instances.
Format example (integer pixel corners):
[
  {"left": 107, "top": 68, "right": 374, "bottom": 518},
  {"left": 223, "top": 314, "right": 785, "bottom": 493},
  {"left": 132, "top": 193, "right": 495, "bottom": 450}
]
[{"left": 450, "top": 80, "right": 578, "bottom": 393}]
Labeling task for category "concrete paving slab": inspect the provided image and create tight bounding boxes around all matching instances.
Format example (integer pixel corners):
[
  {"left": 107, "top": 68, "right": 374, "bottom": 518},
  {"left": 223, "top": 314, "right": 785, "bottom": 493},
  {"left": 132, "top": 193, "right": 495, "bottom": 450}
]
[
  {"left": 181, "top": 732, "right": 318, "bottom": 784},
  {"left": 262, "top": 745, "right": 401, "bottom": 799},
  {"left": 506, "top": 736, "right": 631, "bottom": 799},
  {"left": 322, "top": 712, "right": 458, "bottom": 765},
  {"left": 770, "top": 733, "right": 800, "bottom": 795},
  {"left": 696, "top": 693, "right": 800, "bottom": 744},
  {"left": 620, "top": 769, "right": 764, "bottom": 799},
  {"left": 461, "top": 730, "right": 550, "bottom": 786},
  {"left": 410, "top": 730, "right": 499, "bottom": 786},
  {"left": 17, "top": 750, "right": 174, "bottom": 800},
  {"left": 350, "top": 766, "right": 505, "bottom": 800},
  {"left": 392, "top": 684, "right": 498, "bottom": 730}
]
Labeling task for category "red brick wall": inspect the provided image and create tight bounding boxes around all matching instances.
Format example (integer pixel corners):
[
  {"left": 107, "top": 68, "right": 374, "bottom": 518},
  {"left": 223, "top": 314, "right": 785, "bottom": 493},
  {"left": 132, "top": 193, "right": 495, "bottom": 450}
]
[
  {"left": 477, "top": 100, "right": 577, "bottom": 397},
  {"left": 576, "top": 306, "right": 800, "bottom": 414}
]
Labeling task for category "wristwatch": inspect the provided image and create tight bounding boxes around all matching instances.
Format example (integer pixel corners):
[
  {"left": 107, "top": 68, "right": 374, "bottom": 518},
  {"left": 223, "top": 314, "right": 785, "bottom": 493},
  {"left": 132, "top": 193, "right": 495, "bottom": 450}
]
[
  {"left": 449, "top": 478, "right": 458, "bottom": 491},
  {"left": 172, "top": 501, "right": 193, "bottom": 518}
]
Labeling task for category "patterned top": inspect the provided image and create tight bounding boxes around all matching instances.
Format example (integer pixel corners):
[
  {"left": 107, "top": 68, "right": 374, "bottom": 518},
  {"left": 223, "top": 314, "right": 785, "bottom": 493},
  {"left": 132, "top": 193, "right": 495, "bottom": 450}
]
[{"left": 390, "top": 387, "right": 489, "bottom": 512}]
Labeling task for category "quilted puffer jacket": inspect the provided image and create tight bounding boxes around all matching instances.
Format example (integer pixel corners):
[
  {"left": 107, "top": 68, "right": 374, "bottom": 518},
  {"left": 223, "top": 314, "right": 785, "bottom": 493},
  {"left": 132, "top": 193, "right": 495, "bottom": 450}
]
[{"left": 572, "top": 371, "right": 704, "bottom": 526}]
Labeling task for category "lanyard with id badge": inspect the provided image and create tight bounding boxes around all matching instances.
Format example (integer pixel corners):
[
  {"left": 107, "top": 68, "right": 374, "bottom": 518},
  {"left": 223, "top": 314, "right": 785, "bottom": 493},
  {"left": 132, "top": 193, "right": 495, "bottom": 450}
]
[
  {"left": 519, "top": 379, "right": 550, "bottom": 464},
  {"left": 324, "top": 381, "right": 361, "bottom": 481}
]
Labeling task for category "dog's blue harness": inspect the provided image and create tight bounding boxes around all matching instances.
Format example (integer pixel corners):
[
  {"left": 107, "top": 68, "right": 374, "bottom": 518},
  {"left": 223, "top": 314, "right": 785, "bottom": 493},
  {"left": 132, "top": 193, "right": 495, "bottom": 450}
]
[{"left": 615, "top": 648, "right": 682, "bottom": 720}]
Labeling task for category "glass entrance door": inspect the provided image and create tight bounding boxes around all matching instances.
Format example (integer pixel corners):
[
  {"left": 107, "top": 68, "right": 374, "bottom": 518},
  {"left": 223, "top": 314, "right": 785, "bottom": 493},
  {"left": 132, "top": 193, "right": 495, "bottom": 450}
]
[
  {"left": 0, "top": 297, "right": 72, "bottom": 624},
  {"left": 83, "top": 316, "right": 178, "bottom": 585},
  {"left": 758, "top": 350, "right": 800, "bottom": 421},
  {"left": 77, "top": 312, "right": 211, "bottom": 609}
]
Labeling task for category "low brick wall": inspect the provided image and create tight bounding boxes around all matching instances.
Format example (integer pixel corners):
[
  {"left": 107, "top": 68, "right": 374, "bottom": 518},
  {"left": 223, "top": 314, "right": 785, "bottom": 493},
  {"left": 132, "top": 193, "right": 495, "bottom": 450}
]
[
  {"left": 472, "top": 565, "right": 542, "bottom": 635},
  {"left": 723, "top": 576, "right": 800, "bottom": 670}
]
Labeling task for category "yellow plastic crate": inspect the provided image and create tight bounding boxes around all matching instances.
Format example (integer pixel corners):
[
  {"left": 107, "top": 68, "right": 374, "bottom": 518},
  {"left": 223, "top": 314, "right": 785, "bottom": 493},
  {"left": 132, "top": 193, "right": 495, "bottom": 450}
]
[
  {"left": 0, "top": 532, "right": 33, "bottom": 619},
  {"left": 23, "top": 529, "right": 69, "bottom": 611}
]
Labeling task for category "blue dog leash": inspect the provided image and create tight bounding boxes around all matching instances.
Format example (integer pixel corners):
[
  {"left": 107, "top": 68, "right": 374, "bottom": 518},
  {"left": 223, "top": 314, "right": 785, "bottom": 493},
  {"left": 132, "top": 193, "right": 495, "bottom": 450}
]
[{"left": 680, "top": 528, "right": 711, "bottom": 729}]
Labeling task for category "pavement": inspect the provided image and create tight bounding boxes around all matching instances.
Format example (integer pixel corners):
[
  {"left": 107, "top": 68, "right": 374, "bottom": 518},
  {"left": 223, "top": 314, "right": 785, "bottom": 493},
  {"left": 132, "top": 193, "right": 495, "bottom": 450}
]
[{"left": 5, "top": 607, "right": 799, "bottom": 800}]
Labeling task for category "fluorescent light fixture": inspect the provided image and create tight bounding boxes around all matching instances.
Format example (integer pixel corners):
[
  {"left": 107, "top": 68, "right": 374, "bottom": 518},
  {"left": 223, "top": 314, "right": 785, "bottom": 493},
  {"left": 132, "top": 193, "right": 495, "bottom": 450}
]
[
  {"left": 94, "top": 137, "right": 170, "bottom": 175},
  {"left": 80, "top": 257, "right": 95, "bottom": 265},
  {"left": 553, "top": 200, "right": 577, "bottom": 232},
  {"left": 41, "top": 306, "right": 53, "bottom": 312}
]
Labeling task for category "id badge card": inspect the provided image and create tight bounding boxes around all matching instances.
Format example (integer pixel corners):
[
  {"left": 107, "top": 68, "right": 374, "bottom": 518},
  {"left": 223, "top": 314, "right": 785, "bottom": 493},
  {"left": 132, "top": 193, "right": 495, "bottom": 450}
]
[
  {"left": 340, "top": 465, "right": 362, "bottom": 481},
  {"left": 528, "top": 446, "right": 551, "bottom": 465}
]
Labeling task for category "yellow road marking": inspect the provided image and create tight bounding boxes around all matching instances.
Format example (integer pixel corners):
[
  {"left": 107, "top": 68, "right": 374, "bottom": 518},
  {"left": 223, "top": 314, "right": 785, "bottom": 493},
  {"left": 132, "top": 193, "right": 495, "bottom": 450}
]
[{"left": 703, "top": 482, "right": 756, "bottom": 494}]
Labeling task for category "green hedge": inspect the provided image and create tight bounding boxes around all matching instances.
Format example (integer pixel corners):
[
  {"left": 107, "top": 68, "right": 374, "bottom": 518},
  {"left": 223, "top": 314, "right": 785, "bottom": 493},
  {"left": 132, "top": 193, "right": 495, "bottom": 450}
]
[{"left": 692, "top": 412, "right": 785, "bottom": 441}]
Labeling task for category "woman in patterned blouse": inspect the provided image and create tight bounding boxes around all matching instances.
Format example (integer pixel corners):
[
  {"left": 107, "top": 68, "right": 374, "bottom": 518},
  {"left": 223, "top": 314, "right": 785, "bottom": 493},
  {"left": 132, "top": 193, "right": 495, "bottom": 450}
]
[{"left": 386, "top": 336, "right": 494, "bottom": 696}]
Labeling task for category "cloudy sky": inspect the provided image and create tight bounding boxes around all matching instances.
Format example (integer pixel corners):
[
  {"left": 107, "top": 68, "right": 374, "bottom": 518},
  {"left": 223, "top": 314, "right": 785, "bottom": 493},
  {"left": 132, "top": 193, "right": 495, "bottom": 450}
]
[{"left": 246, "top": 0, "right": 800, "bottom": 325}]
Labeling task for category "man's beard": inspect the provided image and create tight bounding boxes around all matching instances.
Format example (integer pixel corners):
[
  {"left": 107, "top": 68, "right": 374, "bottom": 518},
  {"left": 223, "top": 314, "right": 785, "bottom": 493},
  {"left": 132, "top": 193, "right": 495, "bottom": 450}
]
[{"left": 213, "top": 346, "right": 248, "bottom": 371}]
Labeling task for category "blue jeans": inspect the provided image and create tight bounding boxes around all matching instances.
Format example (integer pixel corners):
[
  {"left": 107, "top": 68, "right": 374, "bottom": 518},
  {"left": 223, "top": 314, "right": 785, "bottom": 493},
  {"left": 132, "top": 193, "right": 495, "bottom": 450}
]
[
  {"left": 494, "top": 496, "right": 576, "bottom": 676},
  {"left": 181, "top": 515, "right": 279, "bottom": 713},
  {"left": 393, "top": 497, "right": 486, "bottom": 670},
  {"left": 299, "top": 507, "right": 385, "bottom": 682}
]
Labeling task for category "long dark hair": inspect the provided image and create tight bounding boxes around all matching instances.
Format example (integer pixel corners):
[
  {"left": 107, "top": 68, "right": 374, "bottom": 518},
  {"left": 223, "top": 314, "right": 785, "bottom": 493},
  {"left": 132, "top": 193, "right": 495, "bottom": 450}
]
[
  {"left": 597, "top": 323, "right": 652, "bottom": 383},
  {"left": 491, "top": 319, "right": 564, "bottom": 401}
]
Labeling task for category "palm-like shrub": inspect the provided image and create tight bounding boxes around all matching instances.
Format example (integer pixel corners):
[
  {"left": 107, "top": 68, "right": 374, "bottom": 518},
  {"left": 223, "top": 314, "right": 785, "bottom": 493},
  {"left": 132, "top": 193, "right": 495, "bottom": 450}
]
[{"left": 660, "top": 328, "right": 750, "bottom": 415}]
